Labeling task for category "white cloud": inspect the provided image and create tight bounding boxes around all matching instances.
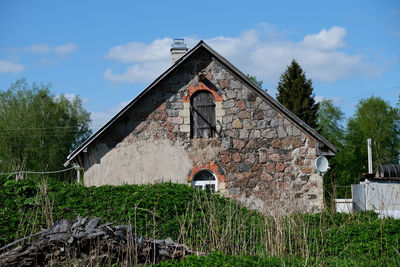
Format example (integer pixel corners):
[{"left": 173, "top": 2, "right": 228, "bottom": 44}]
[
  {"left": 206, "top": 29, "right": 260, "bottom": 58},
  {"left": 315, "top": 96, "right": 341, "bottom": 103},
  {"left": 91, "top": 101, "right": 130, "bottom": 130},
  {"left": 54, "top": 93, "right": 76, "bottom": 103},
  {"left": 64, "top": 93, "right": 77, "bottom": 102},
  {"left": 24, "top": 43, "right": 52, "bottom": 54},
  {"left": 106, "top": 38, "right": 173, "bottom": 63},
  {"left": 104, "top": 61, "right": 170, "bottom": 83},
  {"left": 9, "top": 43, "right": 79, "bottom": 56},
  {"left": 104, "top": 37, "right": 201, "bottom": 83},
  {"left": 301, "top": 26, "right": 347, "bottom": 51},
  {"left": 103, "top": 25, "right": 381, "bottom": 84},
  {"left": 39, "top": 58, "right": 58, "bottom": 65},
  {"left": 0, "top": 59, "right": 25, "bottom": 74},
  {"left": 54, "top": 43, "right": 78, "bottom": 55},
  {"left": 4, "top": 43, "right": 79, "bottom": 71},
  {"left": 54, "top": 94, "right": 89, "bottom": 104}
]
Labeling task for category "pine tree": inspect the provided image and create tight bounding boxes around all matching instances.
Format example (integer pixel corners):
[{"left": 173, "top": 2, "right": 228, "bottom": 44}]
[{"left": 276, "top": 59, "right": 319, "bottom": 128}]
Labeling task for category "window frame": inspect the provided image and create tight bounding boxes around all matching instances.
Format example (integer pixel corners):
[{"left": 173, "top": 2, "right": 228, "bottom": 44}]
[{"left": 191, "top": 170, "right": 218, "bottom": 192}]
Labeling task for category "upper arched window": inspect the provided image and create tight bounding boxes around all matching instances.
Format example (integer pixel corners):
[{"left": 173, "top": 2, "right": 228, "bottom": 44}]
[{"left": 190, "top": 90, "right": 216, "bottom": 138}]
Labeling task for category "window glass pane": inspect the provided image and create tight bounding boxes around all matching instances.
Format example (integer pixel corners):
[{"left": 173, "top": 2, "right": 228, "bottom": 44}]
[{"left": 193, "top": 170, "right": 215, "bottom": 181}]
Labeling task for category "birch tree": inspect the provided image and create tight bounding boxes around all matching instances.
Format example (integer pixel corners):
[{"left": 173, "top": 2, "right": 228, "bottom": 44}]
[{"left": 0, "top": 79, "right": 91, "bottom": 177}]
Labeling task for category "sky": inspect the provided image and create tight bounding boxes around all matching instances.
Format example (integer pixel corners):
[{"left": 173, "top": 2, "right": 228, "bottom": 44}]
[{"left": 0, "top": 0, "right": 399, "bottom": 131}]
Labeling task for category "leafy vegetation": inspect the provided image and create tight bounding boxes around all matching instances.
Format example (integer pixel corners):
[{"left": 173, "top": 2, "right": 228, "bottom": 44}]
[
  {"left": 1, "top": 79, "right": 400, "bottom": 265},
  {"left": 154, "top": 252, "right": 304, "bottom": 266},
  {"left": 317, "top": 99, "right": 347, "bottom": 203},
  {"left": 246, "top": 74, "right": 264, "bottom": 89},
  {"left": 1, "top": 177, "right": 399, "bottom": 266},
  {"left": 316, "top": 97, "right": 400, "bottom": 199},
  {"left": 0, "top": 79, "right": 91, "bottom": 179},
  {"left": 275, "top": 64, "right": 399, "bottom": 199},
  {"left": 153, "top": 251, "right": 400, "bottom": 266},
  {"left": 0, "top": 177, "right": 260, "bottom": 251},
  {"left": 345, "top": 96, "right": 400, "bottom": 176}
]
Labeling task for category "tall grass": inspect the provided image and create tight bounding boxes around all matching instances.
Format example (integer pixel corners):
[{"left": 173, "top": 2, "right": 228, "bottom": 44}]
[{"left": 0, "top": 176, "right": 399, "bottom": 265}]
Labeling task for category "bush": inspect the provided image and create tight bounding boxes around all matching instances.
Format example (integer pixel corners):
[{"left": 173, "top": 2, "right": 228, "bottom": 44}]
[
  {"left": 1, "top": 177, "right": 400, "bottom": 264},
  {"left": 0, "top": 177, "right": 262, "bottom": 252},
  {"left": 154, "top": 251, "right": 400, "bottom": 267},
  {"left": 154, "top": 251, "right": 303, "bottom": 266}
]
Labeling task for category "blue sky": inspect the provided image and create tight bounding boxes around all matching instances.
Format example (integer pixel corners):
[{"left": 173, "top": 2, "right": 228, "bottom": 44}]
[{"left": 1, "top": 0, "right": 399, "bottom": 130}]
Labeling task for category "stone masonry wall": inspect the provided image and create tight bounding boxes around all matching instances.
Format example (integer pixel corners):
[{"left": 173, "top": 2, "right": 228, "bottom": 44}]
[{"left": 81, "top": 48, "right": 324, "bottom": 214}]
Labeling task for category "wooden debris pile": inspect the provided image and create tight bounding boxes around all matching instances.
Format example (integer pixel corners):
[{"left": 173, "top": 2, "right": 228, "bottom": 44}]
[{"left": 0, "top": 217, "right": 194, "bottom": 266}]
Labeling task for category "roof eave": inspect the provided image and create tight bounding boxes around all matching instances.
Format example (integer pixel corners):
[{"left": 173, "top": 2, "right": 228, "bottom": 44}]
[
  {"left": 67, "top": 41, "right": 207, "bottom": 161},
  {"left": 199, "top": 42, "right": 338, "bottom": 154},
  {"left": 67, "top": 40, "right": 337, "bottom": 162}
]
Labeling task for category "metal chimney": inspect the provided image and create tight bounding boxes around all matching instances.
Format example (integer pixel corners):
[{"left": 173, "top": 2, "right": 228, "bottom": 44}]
[{"left": 170, "top": 38, "right": 188, "bottom": 64}]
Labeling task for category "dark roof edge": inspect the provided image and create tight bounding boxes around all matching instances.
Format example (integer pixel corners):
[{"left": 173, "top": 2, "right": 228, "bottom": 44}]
[
  {"left": 199, "top": 42, "right": 337, "bottom": 154},
  {"left": 66, "top": 41, "right": 207, "bottom": 163},
  {"left": 66, "top": 40, "right": 336, "bottom": 164}
]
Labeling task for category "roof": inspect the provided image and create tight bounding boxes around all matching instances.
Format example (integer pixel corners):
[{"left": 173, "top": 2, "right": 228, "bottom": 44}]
[{"left": 65, "top": 41, "right": 337, "bottom": 165}]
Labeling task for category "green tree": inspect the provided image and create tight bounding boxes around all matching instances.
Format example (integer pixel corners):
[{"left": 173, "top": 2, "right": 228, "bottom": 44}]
[
  {"left": 317, "top": 99, "right": 344, "bottom": 147},
  {"left": 318, "top": 97, "right": 400, "bottom": 199},
  {"left": 345, "top": 97, "right": 400, "bottom": 178},
  {"left": 0, "top": 79, "right": 91, "bottom": 177},
  {"left": 316, "top": 99, "right": 347, "bottom": 202},
  {"left": 398, "top": 93, "right": 400, "bottom": 109},
  {"left": 246, "top": 74, "right": 264, "bottom": 89},
  {"left": 276, "top": 59, "right": 319, "bottom": 128}
]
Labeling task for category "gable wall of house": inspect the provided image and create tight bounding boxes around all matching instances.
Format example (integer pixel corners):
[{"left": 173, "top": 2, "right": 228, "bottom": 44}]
[{"left": 80, "top": 49, "right": 324, "bottom": 213}]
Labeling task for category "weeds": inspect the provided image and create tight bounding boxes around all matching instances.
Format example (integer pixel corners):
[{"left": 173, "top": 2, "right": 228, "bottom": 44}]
[{"left": 0, "top": 176, "right": 399, "bottom": 265}]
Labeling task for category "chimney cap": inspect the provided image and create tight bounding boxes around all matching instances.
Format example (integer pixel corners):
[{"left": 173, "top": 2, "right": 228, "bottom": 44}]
[
  {"left": 170, "top": 38, "right": 188, "bottom": 64},
  {"left": 171, "top": 38, "right": 187, "bottom": 50}
]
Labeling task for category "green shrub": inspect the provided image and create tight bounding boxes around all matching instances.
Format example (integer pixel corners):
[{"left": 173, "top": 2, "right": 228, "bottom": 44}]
[
  {"left": 0, "top": 177, "right": 261, "bottom": 252},
  {"left": 153, "top": 251, "right": 400, "bottom": 267},
  {"left": 1, "top": 177, "right": 400, "bottom": 264},
  {"left": 154, "top": 251, "right": 303, "bottom": 266}
]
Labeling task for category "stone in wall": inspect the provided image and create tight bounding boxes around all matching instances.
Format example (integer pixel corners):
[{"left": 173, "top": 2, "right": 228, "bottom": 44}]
[{"left": 81, "top": 48, "right": 325, "bottom": 214}]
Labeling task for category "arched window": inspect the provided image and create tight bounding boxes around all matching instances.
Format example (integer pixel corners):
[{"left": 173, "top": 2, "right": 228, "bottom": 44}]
[
  {"left": 190, "top": 91, "right": 216, "bottom": 138},
  {"left": 191, "top": 170, "right": 218, "bottom": 192}
]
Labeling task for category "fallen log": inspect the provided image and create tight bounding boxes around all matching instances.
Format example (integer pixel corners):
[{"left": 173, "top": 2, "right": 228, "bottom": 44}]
[{"left": 0, "top": 217, "right": 194, "bottom": 266}]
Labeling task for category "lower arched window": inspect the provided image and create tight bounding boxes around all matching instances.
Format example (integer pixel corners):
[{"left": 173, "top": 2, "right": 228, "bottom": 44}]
[{"left": 191, "top": 170, "right": 218, "bottom": 192}]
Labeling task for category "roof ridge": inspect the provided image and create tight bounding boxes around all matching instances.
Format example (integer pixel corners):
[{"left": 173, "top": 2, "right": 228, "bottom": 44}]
[{"left": 65, "top": 40, "right": 336, "bottom": 165}]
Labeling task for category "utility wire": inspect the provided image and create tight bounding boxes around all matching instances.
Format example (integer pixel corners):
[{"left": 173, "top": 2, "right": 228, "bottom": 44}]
[
  {"left": 279, "top": 84, "right": 400, "bottom": 118},
  {"left": 0, "top": 132, "right": 83, "bottom": 137},
  {"left": 0, "top": 166, "right": 77, "bottom": 176},
  {"left": 334, "top": 84, "right": 400, "bottom": 105},
  {"left": 0, "top": 125, "right": 100, "bottom": 132},
  {"left": 0, "top": 84, "right": 398, "bottom": 133},
  {"left": 0, "top": 126, "right": 89, "bottom": 131}
]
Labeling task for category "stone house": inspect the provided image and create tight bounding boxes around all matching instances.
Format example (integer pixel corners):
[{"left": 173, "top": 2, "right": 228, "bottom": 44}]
[{"left": 65, "top": 40, "right": 337, "bottom": 213}]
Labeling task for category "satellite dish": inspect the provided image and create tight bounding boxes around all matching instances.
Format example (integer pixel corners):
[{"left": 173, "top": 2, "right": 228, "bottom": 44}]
[{"left": 315, "top": 156, "right": 329, "bottom": 173}]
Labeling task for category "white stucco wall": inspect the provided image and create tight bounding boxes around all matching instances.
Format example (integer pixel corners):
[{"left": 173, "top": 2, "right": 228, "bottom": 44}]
[{"left": 83, "top": 139, "right": 193, "bottom": 186}]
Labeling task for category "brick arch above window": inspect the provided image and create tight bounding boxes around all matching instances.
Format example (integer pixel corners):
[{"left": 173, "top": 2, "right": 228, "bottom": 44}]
[
  {"left": 182, "top": 82, "right": 223, "bottom": 103},
  {"left": 188, "top": 162, "right": 225, "bottom": 183}
]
